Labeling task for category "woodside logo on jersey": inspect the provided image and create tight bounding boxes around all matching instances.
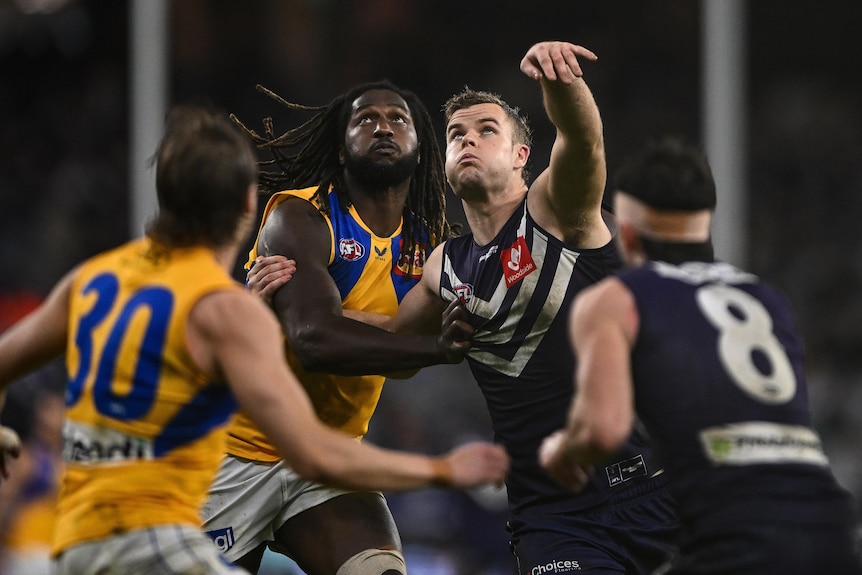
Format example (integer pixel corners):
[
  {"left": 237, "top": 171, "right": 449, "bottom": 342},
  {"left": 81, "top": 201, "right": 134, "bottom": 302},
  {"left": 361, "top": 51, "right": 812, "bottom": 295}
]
[{"left": 501, "top": 236, "right": 536, "bottom": 287}]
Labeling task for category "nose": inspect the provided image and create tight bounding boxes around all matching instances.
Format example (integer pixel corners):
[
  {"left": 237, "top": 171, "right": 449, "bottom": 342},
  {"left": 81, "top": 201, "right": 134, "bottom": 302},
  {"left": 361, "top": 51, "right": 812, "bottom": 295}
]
[
  {"left": 374, "top": 118, "right": 394, "bottom": 137},
  {"left": 460, "top": 130, "right": 478, "bottom": 146}
]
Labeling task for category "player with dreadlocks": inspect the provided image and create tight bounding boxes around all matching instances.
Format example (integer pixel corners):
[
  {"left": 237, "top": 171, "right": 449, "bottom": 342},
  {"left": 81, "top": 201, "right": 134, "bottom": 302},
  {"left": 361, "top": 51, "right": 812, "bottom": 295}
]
[{"left": 201, "top": 81, "right": 483, "bottom": 575}]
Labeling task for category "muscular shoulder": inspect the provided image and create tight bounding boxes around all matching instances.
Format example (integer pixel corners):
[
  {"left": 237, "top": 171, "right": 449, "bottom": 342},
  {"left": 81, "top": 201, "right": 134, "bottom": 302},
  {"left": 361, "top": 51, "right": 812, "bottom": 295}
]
[
  {"left": 186, "top": 289, "right": 282, "bottom": 376},
  {"left": 258, "top": 196, "right": 331, "bottom": 261},
  {"left": 571, "top": 277, "right": 637, "bottom": 343}
]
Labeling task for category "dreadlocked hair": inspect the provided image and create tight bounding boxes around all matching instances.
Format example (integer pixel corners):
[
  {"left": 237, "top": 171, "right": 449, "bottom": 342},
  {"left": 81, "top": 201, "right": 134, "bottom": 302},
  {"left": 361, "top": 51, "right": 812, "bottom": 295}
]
[{"left": 231, "top": 82, "right": 455, "bottom": 273}]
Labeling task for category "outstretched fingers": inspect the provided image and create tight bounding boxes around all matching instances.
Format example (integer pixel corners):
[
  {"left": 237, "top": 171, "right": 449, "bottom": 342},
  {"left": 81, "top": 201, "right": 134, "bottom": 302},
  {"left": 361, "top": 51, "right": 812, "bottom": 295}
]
[{"left": 520, "top": 41, "right": 598, "bottom": 83}]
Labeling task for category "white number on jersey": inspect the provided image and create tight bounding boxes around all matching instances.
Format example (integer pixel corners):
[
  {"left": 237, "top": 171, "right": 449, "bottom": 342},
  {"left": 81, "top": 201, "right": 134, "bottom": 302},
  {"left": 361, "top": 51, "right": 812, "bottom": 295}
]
[{"left": 695, "top": 284, "right": 796, "bottom": 404}]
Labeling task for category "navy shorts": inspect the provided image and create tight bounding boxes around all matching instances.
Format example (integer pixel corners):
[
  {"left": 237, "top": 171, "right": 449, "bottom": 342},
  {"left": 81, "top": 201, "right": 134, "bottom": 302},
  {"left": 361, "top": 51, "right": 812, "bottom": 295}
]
[
  {"left": 508, "top": 473, "right": 678, "bottom": 574},
  {"left": 659, "top": 518, "right": 862, "bottom": 575}
]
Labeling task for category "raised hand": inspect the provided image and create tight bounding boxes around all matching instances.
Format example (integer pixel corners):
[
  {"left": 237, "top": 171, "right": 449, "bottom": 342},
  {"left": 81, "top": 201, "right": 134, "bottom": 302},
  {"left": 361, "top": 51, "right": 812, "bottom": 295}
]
[{"left": 520, "top": 41, "right": 598, "bottom": 83}]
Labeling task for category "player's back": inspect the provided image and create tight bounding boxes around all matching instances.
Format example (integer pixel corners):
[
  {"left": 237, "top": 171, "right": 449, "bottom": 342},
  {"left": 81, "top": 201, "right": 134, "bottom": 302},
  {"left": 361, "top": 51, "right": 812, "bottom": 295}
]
[
  {"left": 54, "top": 238, "right": 240, "bottom": 556},
  {"left": 619, "top": 259, "right": 859, "bottom": 559}
]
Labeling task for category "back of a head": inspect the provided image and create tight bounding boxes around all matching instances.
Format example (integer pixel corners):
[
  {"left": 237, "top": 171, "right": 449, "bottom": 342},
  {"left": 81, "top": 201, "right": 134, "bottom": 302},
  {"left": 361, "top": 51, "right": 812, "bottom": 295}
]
[
  {"left": 613, "top": 137, "right": 716, "bottom": 213},
  {"left": 150, "top": 105, "right": 257, "bottom": 246}
]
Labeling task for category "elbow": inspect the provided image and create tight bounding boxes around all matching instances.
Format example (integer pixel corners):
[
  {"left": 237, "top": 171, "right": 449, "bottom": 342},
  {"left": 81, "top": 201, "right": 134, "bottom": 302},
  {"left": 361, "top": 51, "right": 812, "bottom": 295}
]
[{"left": 289, "top": 324, "right": 337, "bottom": 372}]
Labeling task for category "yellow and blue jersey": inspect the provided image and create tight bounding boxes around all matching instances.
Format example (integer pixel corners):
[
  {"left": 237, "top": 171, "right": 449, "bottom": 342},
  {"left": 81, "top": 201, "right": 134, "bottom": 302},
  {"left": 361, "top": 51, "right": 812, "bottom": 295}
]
[
  {"left": 227, "top": 187, "right": 423, "bottom": 461},
  {"left": 53, "top": 238, "right": 240, "bottom": 556}
]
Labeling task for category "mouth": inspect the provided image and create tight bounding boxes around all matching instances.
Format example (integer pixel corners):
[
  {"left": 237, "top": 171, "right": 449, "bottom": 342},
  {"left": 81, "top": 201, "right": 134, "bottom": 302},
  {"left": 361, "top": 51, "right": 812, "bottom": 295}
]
[
  {"left": 372, "top": 141, "right": 399, "bottom": 154},
  {"left": 458, "top": 153, "right": 478, "bottom": 164}
]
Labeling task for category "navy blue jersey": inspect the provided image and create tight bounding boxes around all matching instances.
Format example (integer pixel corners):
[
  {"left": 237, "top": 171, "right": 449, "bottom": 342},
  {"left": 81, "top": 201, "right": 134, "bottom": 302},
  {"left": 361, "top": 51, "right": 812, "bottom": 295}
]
[
  {"left": 441, "top": 201, "right": 663, "bottom": 514},
  {"left": 619, "top": 260, "right": 858, "bottom": 530}
]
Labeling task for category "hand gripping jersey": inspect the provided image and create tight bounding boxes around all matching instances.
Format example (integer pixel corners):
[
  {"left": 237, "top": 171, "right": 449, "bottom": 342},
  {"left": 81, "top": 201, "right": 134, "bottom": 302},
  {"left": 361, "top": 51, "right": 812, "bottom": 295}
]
[
  {"left": 618, "top": 260, "right": 858, "bottom": 528},
  {"left": 227, "top": 187, "right": 423, "bottom": 461},
  {"left": 54, "top": 238, "right": 240, "bottom": 555},
  {"left": 441, "top": 200, "right": 662, "bottom": 514}
]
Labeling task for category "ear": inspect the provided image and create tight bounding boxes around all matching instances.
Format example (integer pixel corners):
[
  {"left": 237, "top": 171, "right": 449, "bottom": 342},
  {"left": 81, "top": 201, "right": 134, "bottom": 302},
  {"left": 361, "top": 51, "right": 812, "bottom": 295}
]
[
  {"left": 245, "top": 184, "right": 258, "bottom": 215},
  {"left": 338, "top": 148, "right": 345, "bottom": 165},
  {"left": 514, "top": 143, "right": 530, "bottom": 169},
  {"left": 618, "top": 221, "right": 645, "bottom": 265}
]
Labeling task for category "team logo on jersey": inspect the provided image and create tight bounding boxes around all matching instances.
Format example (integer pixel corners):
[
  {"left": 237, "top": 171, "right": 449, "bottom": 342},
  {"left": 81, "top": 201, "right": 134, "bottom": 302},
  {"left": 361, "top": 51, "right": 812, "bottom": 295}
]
[
  {"left": 338, "top": 238, "right": 365, "bottom": 261},
  {"left": 453, "top": 283, "right": 474, "bottom": 304},
  {"left": 394, "top": 240, "right": 426, "bottom": 279},
  {"left": 501, "top": 236, "right": 536, "bottom": 287}
]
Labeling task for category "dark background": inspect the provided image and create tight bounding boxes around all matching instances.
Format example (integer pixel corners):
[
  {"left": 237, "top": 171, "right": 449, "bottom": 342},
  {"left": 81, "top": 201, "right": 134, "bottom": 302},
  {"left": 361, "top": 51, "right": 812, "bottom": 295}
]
[{"left": 1, "top": 1, "right": 860, "bottom": 573}]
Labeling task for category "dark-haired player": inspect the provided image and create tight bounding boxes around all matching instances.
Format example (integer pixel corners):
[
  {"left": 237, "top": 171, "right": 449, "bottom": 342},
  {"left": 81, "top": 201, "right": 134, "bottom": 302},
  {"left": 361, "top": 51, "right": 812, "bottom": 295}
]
[
  {"left": 201, "top": 82, "right": 471, "bottom": 575},
  {"left": 541, "top": 137, "right": 862, "bottom": 574}
]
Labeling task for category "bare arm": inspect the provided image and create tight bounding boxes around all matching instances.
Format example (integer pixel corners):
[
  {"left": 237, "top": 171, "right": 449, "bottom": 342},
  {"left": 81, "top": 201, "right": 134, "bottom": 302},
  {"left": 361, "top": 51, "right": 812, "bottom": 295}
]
[
  {"left": 188, "top": 290, "right": 508, "bottom": 491},
  {"left": 0, "top": 269, "right": 72, "bottom": 481},
  {"left": 0, "top": 270, "right": 72, "bottom": 388},
  {"left": 520, "top": 41, "right": 610, "bottom": 248},
  {"left": 539, "top": 277, "right": 637, "bottom": 491},
  {"left": 256, "top": 199, "right": 462, "bottom": 373}
]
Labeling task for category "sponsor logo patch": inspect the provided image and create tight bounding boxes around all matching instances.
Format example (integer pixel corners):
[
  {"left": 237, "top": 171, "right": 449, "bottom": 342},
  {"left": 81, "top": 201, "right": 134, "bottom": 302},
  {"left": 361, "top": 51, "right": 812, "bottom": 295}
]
[
  {"left": 700, "top": 421, "right": 828, "bottom": 466},
  {"left": 206, "top": 526, "right": 236, "bottom": 553},
  {"left": 530, "top": 558, "right": 581, "bottom": 573},
  {"left": 63, "top": 420, "right": 153, "bottom": 465},
  {"left": 501, "top": 236, "right": 536, "bottom": 287}
]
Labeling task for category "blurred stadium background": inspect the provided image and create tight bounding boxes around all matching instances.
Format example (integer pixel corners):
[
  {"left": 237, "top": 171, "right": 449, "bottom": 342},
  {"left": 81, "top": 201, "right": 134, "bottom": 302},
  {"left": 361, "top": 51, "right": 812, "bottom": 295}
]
[{"left": 1, "top": 1, "right": 860, "bottom": 573}]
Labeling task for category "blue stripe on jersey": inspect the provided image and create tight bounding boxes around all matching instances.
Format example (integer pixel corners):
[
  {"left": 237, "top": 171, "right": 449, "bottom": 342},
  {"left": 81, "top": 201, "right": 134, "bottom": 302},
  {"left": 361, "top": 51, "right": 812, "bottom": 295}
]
[
  {"left": 325, "top": 190, "right": 420, "bottom": 304},
  {"left": 154, "top": 382, "right": 237, "bottom": 457},
  {"left": 327, "top": 191, "right": 372, "bottom": 301}
]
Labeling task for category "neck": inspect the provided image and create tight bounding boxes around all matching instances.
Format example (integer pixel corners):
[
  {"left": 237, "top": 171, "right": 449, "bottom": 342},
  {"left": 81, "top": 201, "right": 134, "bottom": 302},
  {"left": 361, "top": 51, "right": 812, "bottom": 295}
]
[
  {"left": 640, "top": 236, "right": 714, "bottom": 264},
  {"left": 342, "top": 176, "right": 410, "bottom": 237},
  {"left": 460, "top": 184, "right": 527, "bottom": 246}
]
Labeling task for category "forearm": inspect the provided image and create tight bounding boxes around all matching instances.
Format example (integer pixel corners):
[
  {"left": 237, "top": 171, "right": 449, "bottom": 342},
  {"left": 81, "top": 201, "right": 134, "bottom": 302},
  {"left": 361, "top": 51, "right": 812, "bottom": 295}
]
[
  {"left": 313, "top": 434, "right": 452, "bottom": 492},
  {"left": 542, "top": 76, "right": 602, "bottom": 147},
  {"left": 291, "top": 317, "right": 450, "bottom": 375},
  {"left": 247, "top": 390, "right": 452, "bottom": 491}
]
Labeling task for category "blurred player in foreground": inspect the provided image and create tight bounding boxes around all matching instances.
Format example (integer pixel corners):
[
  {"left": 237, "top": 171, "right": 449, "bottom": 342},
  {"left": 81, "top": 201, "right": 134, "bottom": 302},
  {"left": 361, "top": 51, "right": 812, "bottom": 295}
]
[
  {"left": 540, "top": 137, "right": 861, "bottom": 574},
  {"left": 0, "top": 106, "right": 508, "bottom": 575}
]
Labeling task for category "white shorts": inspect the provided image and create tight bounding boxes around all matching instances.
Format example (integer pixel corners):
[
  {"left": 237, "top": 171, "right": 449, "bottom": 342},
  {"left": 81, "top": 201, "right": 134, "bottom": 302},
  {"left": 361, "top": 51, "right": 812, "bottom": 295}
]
[
  {"left": 200, "top": 454, "right": 381, "bottom": 561},
  {"left": 55, "top": 525, "right": 247, "bottom": 575}
]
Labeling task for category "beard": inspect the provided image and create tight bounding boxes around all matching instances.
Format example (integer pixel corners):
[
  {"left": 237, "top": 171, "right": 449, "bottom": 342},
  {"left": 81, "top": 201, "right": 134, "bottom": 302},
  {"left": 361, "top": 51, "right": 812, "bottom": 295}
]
[{"left": 344, "top": 147, "right": 420, "bottom": 189}]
